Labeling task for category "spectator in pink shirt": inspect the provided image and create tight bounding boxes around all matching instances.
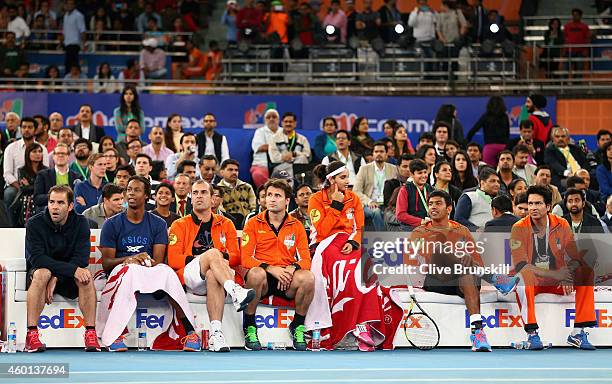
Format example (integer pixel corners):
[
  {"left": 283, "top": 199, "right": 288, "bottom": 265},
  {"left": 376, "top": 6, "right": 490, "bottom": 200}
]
[
  {"left": 143, "top": 126, "right": 174, "bottom": 162},
  {"left": 322, "top": 0, "right": 347, "bottom": 43},
  {"left": 139, "top": 38, "right": 167, "bottom": 79}
]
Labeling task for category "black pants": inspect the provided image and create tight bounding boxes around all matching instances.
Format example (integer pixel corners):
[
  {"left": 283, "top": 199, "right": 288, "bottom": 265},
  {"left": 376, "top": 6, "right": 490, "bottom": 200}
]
[{"left": 64, "top": 44, "right": 80, "bottom": 74}]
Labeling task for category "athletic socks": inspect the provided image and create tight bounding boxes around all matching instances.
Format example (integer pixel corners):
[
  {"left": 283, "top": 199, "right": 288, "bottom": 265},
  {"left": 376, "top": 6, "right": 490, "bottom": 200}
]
[
  {"left": 210, "top": 320, "right": 222, "bottom": 334},
  {"left": 224, "top": 280, "right": 237, "bottom": 296},
  {"left": 27, "top": 325, "right": 37, "bottom": 331},
  {"left": 243, "top": 313, "right": 256, "bottom": 329},
  {"left": 290, "top": 314, "right": 305, "bottom": 330},
  {"left": 470, "top": 314, "right": 483, "bottom": 334},
  {"left": 181, "top": 317, "right": 195, "bottom": 334}
]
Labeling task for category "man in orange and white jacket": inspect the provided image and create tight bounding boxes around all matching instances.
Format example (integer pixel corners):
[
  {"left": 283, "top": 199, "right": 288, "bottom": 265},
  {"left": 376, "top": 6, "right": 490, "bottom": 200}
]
[
  {"left": 511, "top": 185, "right": 596, "bottom": 350},
  {"left": 168, "top": 180, "right": 255, "bottom": 352},
  {"left": 241, "top": 179, "right": 314, "bottom": 351}
]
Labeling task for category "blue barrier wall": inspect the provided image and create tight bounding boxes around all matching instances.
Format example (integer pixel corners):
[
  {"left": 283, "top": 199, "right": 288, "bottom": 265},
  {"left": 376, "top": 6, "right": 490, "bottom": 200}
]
[{"left": 0, "top": 92, "right": 575, "bottom": 182}]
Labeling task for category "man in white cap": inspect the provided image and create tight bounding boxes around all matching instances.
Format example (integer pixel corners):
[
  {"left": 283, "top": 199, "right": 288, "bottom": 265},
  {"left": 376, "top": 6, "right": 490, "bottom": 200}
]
[
  {"left": 139, "top": 38, "right": 167, "bottom": 79},
  {"left": 249, "top": 109, "right": 280, "bottom": 188}
]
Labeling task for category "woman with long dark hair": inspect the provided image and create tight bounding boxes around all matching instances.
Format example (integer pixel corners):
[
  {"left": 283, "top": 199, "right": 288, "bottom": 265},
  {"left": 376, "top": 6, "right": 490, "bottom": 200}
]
[
  {"left": 383, "top": 119, "right": 398, "bottom": 139},
  {"left": 393, "top": 124, "right": 415, "bottom": 158},
  {"left": 451, "top": 150, "right": 479, "bottom": 191},
  {"left": 309, "top": 161, "right": 386, "bottom": 351},
  {"left": 313, "top": 117, "right": 338, "bottom": 161},
  {"left": 466, "top": 96, "right": 509, "bottom": 167},
  {"left": 12, "top": 143, "right": 47, "bottom": 226},
  {"left": 112, "top": 85, "right": 145, "bottom": 141},
  {"left": 435, "top": 104, "right": 465, "bottom": 146},
  {"left": 164, "top": 113, "right": 183, "bottom": 153},
  {"left": 99, "top": 136, "right": 116, "bottom": 153},
  {"left": 93, "top": 62, "right": 117, "bottom": 93},
  {"left": 507, "top": 178, "right": 527, "bottom": 202},
  {"left": 349, "top": 117, "right": 374, "bottom": 161},
  {"left": 416, "top": 144, "right": 437, "bottom": 185}
]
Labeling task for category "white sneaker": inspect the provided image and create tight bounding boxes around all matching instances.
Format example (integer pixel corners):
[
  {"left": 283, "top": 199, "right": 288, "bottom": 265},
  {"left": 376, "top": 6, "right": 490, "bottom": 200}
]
[
  {"left": 232, "top": 287, "right": 256, "bottom": 312},
  {"left": 209, "top": 330, "right": 230, "bottom": 352}
]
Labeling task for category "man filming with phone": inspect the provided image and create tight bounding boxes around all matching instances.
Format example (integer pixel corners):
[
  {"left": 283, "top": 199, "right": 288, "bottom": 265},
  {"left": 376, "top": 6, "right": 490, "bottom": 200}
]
[{"left": 165, "top": 133, "right": 200, "bottom": 181}]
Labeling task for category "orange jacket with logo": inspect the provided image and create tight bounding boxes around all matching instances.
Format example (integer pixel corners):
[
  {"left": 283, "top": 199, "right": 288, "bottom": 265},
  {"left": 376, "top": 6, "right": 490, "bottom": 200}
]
[
  {"left": 241, "top": 210, "right": 311, "bottom": 270},
  {"left": 510, "top": 213, "right": 583, "bottom": 274},
  {"left": 168, "top": 213, "right": 239, "bottom": 284},
  {"left": 308, "top": 189, "right": 364, "bottom": 246}
]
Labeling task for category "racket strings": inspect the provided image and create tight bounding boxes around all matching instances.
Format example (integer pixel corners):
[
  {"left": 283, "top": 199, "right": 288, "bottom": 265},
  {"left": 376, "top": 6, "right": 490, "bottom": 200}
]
[{"left": 405, "top": 314, "right": 439, "bottom": 348}]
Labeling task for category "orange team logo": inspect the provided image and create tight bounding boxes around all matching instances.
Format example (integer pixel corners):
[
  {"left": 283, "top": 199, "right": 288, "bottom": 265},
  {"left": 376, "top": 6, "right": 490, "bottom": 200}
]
[
  {"left": 169, "top": 233, "right": 178, "bottom": 246},
  {"left": 310, "top": 209, "right": 321, "bottom": 223}
]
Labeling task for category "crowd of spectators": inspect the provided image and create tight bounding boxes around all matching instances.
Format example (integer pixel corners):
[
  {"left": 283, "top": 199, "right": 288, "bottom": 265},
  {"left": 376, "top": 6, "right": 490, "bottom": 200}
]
[
  {"left": 1, "top": 1, "right": 605, "bottom": 85},
  {"left": 0, "top": 0, "right": 216, "bottom": 84},
  {"left": 1, "top": 87, "right": 611, "bottom": 237}
]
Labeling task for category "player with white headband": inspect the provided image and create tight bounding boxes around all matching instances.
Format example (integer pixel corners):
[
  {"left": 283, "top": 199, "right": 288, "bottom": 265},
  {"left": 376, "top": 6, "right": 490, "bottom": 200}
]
[{"left": 308, "top": 161, "right": 387, "bottom": 351}]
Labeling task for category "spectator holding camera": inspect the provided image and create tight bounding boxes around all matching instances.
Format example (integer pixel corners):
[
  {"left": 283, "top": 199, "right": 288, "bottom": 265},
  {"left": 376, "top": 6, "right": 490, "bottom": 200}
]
[{"left": 165, "top": 133, "right": 199, "bottom": 181}]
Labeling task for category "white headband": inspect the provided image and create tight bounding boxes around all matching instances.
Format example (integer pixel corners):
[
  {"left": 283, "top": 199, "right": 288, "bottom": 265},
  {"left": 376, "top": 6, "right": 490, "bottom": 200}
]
[{"left": 326, "top": 165, "right": 347, "bottom": 180}]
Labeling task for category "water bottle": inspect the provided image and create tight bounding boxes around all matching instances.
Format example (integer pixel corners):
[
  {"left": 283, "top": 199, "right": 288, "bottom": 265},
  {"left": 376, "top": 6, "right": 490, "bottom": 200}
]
[
  {"left": 7, "top": 322, "right": 17, "bottom": 353},
  {"left": 138, "top": 328, "right": 147, "bottom": 351},
  {"left": 137, "top": 311, "right": 147, "bottom": 351},
  {"left": 311, "top": 321, "right": 320, "bottom": 352}
]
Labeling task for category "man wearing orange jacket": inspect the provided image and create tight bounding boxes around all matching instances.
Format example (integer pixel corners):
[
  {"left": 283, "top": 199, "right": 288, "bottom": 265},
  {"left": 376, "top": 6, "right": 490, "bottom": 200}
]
[
  {"left": 511, "top": 185, "right": 596, "bottom": 350},
  {"left": 168, "top": 180, "right": 255, "bottom": 352},
  {"left": 241, "top": 179, "right": 314, "bottom": 351}
]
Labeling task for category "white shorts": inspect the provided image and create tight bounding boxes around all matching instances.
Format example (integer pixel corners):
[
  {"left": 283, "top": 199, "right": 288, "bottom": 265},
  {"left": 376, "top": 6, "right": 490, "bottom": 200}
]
[{"left": 183, "top": 256, "right": 207, "bottom": 296}]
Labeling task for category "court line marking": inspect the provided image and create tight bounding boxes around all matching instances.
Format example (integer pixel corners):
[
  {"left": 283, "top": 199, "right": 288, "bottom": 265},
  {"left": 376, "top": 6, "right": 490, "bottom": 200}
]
[
  {"left": 68, "top": 367, "right": 612, "bottom": 375},
  {"left": 31, "top": 379, "right": 612, "bottom": 384}
]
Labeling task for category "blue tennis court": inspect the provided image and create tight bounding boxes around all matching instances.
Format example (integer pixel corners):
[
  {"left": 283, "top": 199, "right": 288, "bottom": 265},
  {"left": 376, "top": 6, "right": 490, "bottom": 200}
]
[{"left": 3, "top": 348, "right": 612, "bottom": 383}]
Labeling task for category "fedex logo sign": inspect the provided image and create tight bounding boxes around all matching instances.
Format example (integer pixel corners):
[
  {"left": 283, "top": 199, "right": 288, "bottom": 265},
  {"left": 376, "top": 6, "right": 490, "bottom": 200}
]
[
  {"left": 255, "top": 309, "right": 294, "bottom": 329},
  {"left": 39, "top": 309, "right": 85, "bottom": 329},
  {"left": 565, "top": 309, "right": 612, "bottom": 328},
  {"left": 136, "top": 309, "right": 165, "bottom": 329},
  {"left": 464, "top": 309, "right": 523, "bottom": 329},
  {"left": 400, "top": 309, "right": 427, "bottom": 329},
  {"left": 89, "top": 235, "right": 102, "bottom": 265}
]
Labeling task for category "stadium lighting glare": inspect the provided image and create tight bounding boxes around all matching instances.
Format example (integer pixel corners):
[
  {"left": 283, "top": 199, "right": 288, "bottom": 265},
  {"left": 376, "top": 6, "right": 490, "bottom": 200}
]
[
  {"left": 325, "top": 25, "right": 336, "bottom": 36},
  {"left": 394, "top": 24, "right": 405, "bottom": 34},
  {"left": 489, "top": 23, "right": 500, "bottom": 33}
]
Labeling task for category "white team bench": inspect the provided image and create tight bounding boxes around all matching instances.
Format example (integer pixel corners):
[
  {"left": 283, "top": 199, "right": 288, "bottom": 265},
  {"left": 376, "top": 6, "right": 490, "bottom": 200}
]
[{"left": 2, "top": 229, "right": 612, "bottom": 348}]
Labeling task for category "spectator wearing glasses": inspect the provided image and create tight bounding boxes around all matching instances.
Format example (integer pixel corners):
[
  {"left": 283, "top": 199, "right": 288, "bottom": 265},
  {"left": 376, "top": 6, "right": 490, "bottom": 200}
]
[{"left": 34, "top": 143, "right": 82, "bottom": 213}]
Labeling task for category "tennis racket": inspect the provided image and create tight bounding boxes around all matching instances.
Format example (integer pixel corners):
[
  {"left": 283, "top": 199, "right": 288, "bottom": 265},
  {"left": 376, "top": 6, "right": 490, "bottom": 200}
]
[{"left": 403, "top": 279, "right": 440, "bottom": 350}]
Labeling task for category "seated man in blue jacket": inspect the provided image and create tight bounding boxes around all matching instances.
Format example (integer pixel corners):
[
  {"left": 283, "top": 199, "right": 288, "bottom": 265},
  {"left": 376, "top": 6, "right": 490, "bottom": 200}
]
[
  {"left": 74, "top": 153, "right": 108, "bottom": 214},
  {"left": 25, "top": 185, "right": 100, "bottom": 353}
]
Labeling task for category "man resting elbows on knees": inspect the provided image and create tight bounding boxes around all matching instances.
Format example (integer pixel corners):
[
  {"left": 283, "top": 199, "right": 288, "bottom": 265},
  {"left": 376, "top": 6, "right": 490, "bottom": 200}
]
[
  {"left": 241, "top": 179, "right": 314, "bottom": 351},
  {"left": 25, "top": 185, "right": 101, "bottom": 352},
  {"left": 168, "top": 180, "right": 255, "bottom": 352}
]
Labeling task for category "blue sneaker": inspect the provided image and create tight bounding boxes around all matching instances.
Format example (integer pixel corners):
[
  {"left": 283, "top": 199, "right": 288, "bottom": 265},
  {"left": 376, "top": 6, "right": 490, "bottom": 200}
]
[
  {"left": 470, "top": 329, "right": 492, "bottom": 352},
  {"left": 492, "top": 274, "right": 519, "bottom": 295},
  {"left": 182, "top": 331, "right": 202, "bottom": 352},
  {"left": 567, "top": 330, "right": 596, "bottom": 350},
  {"left": 108, "top": 335, "right": 128, "bottom": 352},
  {"left": 525, "top": 332, "right": 544, "bottom": 350}
]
